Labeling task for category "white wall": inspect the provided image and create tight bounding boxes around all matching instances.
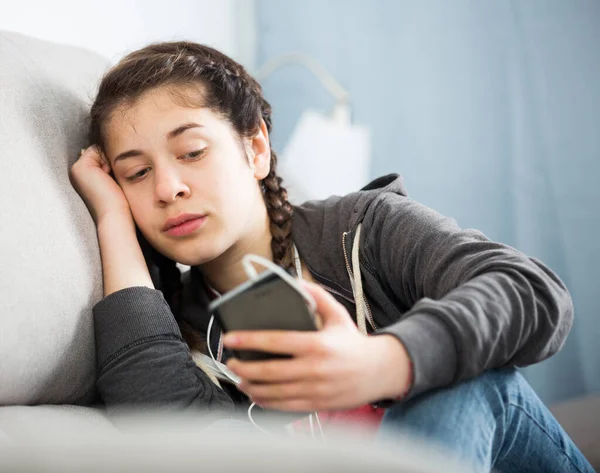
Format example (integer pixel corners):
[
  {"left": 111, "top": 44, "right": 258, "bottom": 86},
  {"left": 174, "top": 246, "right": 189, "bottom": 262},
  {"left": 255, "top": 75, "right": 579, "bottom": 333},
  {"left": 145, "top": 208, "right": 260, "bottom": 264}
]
[{"left": 0, "top": 0, "right": 246, "bottom": 64}]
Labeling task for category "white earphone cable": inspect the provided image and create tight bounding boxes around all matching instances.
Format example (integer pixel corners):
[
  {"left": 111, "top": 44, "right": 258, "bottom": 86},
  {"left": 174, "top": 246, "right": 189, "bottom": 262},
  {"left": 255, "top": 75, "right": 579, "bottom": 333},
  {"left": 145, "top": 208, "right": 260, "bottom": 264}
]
[{"left": 205, "top": 249, "right": 323, "bottom": 438}]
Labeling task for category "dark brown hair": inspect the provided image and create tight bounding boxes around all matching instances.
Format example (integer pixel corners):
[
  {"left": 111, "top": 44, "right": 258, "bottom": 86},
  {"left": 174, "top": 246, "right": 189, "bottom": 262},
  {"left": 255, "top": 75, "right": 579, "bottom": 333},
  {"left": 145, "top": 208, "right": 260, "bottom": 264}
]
[{"left": 88, "top": 41, "right": 294, "bottom": 346}]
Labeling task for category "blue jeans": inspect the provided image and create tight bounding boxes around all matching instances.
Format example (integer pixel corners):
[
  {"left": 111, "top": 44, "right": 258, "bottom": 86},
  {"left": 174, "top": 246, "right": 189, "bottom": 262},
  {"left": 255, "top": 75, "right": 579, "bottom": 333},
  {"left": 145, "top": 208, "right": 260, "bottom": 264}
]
[{"left": 377, "top": 368, "right": 594, "bottom": 473}]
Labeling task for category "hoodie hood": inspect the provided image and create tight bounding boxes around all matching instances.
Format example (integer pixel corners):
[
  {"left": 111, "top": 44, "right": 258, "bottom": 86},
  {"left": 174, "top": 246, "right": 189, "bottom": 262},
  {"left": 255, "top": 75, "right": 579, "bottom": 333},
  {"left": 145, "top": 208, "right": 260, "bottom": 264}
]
[{"left": 292, "top": 174, "right": 407, "bottom": 298}]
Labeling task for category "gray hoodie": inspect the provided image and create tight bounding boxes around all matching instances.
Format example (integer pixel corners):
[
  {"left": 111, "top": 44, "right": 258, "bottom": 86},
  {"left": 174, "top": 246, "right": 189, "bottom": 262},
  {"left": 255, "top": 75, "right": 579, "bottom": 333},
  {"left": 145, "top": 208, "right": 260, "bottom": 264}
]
[{"left": 93, "top": 174, "right": 573, "bottom": 410}]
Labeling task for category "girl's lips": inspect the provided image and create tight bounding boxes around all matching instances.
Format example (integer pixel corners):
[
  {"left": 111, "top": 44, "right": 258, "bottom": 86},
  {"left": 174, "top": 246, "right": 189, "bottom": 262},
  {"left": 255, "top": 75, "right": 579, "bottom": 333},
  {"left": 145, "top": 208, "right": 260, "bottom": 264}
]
[{"left": 164, "top": 216, "right": 207, "bottom": 237}]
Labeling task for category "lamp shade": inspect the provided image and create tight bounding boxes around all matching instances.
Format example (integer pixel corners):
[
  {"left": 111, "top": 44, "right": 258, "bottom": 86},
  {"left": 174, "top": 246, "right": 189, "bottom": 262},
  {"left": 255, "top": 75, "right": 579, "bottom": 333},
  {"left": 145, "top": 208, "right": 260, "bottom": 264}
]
[{"left": 279, "top": 110, "right": 371, "bottom": 203}]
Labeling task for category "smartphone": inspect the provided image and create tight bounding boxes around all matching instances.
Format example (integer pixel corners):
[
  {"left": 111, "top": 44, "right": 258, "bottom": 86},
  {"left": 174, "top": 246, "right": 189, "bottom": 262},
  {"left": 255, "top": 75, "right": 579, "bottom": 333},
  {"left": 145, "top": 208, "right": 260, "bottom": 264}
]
[{"left": 209, "top": 270, "right": 318, "bottom": 362}]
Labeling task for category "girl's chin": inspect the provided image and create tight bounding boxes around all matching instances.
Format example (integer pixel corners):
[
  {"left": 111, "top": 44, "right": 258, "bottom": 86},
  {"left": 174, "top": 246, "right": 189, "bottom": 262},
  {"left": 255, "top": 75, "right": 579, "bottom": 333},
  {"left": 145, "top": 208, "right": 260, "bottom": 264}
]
[
  {"left": 167, "top": 254, "right": 212, "bottom": 267},
  {"left": 167, "top": 248, "right": 224, "bottom": 267},
  {"left": 155, "top": 234, "right": 229, "bottom": 267}
]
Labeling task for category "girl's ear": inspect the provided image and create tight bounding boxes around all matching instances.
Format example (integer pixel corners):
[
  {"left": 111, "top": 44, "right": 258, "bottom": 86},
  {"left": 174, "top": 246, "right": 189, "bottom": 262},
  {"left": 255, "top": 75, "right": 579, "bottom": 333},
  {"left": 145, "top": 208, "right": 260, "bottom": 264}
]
[{"left": 249, "top": 119, "right": 271, "bottom": 179}]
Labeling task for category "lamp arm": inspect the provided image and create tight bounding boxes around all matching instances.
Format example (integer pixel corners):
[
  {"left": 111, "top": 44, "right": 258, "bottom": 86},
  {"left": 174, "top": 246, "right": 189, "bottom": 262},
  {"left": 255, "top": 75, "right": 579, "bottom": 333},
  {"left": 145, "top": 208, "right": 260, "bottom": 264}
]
[{"left": 254, "top": 52, "right": 351, "bottom": 105}]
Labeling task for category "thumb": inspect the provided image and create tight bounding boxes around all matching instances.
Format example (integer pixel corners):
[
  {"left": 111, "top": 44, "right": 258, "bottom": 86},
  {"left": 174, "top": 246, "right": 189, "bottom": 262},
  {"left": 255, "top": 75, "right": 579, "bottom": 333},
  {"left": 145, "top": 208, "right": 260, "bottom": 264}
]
[{"left": 301, "top": 281, "right": 355, "bottom": 330}]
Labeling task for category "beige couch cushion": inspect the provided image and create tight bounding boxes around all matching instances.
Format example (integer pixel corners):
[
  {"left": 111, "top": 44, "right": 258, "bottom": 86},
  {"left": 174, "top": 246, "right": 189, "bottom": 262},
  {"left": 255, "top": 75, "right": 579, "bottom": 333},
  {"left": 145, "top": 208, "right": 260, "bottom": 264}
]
[
  {"left": 551, "top": 395, "right": 600, "bottom": 470},
  {"left": 0, "top": 405, "right": 117, "bottom": 443},
  {"left": 0, "top": 31, "right": 108, "bottom": 404}
]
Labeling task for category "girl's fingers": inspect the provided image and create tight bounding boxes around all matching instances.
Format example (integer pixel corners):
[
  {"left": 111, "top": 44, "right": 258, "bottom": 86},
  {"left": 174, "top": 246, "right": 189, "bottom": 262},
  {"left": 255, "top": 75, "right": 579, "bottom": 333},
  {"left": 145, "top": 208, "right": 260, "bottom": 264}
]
[
  {"left": 223, "top": 330, "right": 319, "bottom": 356},
  {"left": 242, "top": 381, "right": 317, "bottom": 402},
  {"left": 80, "top": 145, "right": 107, "bottom": 167},
  {"left": 227, "top": 357, "right": 323, "bottom": 384},
  {"left": 254, "top": 397, "right": 316, "bottom": 413}
]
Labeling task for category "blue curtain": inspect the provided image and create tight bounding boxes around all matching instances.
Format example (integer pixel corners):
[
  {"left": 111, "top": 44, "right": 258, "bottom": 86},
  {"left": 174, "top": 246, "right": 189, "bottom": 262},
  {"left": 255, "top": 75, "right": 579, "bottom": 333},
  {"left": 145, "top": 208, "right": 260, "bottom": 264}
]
[{"left": 255, "top": 0, "right": 600, "bottom": 405}]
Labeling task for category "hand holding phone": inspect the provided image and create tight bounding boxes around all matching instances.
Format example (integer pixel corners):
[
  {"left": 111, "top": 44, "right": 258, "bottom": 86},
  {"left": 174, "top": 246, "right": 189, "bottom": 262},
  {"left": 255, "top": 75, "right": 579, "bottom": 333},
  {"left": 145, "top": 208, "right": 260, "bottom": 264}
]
[{"left": 209, "top": 270, "right": 318, "bottom": 362}]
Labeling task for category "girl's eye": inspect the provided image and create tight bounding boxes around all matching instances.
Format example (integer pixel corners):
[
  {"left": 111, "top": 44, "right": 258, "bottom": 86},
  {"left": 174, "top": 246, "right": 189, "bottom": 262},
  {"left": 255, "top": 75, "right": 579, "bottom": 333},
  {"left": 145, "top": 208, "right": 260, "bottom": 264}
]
[
  {"left": 124, "top": 149, "right": 206, "bottom": 182},
  {"left": 181, "top": 148, "right": 207, "bottom": 160},
  {"left": 126, "top": 167, "right": 151, "bottom": 182}
]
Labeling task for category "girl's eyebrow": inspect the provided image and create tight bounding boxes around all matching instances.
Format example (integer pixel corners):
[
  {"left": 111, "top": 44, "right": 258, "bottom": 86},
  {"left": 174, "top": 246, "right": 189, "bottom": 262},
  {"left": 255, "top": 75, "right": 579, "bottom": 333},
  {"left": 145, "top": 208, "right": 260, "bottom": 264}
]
[
  {"left": 167, "top": 122, "right": 204, "bottom": 140},
  {"left": 113, "top": 122, "right": 204, "bottom": 164}
]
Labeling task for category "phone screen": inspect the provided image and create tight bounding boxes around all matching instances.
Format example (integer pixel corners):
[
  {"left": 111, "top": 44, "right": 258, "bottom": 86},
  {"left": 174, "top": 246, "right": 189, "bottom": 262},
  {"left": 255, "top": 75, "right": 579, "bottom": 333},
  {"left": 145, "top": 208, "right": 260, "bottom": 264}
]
[{"left": 210, "top": 271, "right": 318, "bottom": 361}]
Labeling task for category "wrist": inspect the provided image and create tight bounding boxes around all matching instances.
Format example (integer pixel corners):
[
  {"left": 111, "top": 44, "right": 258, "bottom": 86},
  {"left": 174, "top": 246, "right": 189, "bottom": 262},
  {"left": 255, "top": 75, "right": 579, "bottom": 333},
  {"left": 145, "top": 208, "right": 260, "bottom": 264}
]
[
  {"left": 97, "top": 209, "right": 134, "bottom": 229},
  {"left": 371, "top": 334, "right": 413, "bottom": 401},
  {"left": 95, "top": 211, "right": 154, "bottom": 297}
]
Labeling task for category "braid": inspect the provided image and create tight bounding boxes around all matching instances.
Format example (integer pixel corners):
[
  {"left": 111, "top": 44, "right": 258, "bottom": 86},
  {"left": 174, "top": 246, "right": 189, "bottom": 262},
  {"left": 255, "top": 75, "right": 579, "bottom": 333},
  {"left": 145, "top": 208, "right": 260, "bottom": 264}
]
[{"left": 259, "top": 105, "right": 294, "bottom": 270}]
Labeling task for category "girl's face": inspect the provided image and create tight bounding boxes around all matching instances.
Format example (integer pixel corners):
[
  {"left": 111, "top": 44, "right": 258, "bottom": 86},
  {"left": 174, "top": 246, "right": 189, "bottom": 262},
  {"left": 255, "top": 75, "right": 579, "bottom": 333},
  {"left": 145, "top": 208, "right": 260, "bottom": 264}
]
[{"left": 103, "top": 86, "right": 271, "bottom": 266}]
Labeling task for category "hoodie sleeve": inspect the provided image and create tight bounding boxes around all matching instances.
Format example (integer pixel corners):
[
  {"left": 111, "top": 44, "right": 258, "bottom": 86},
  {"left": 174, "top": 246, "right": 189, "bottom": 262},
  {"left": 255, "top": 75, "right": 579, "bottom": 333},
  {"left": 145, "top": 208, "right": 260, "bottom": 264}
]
[
  {"left": 93, "top": 286, "right": 234, "bottom": 412},
  {"left": 362, "top": 192, "right": 574, "bottom": 399}
]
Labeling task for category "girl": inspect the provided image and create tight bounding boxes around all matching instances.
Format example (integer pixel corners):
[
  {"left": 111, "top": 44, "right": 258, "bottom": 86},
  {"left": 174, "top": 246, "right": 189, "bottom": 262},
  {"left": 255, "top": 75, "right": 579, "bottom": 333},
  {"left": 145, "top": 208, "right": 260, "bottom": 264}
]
[{"left": 70, "top": 41, "right": 593, "bottom": 472}]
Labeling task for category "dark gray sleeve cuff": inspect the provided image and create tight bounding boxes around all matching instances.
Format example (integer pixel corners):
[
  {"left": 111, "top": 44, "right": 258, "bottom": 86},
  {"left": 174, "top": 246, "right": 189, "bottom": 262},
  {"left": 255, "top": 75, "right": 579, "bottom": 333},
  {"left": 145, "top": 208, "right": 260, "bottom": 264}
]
[
  {"left": 93, "top": 286, "right": 182, "bottom": 370},
  {"left": 375, "top": 310, "right": 458, "bottom": 401}
]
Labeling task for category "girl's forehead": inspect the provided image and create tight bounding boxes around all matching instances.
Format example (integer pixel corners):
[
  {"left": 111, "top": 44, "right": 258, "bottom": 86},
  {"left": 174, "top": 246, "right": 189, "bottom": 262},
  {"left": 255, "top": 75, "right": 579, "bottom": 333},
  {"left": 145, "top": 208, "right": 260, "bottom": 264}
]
[
  {"left": 107, "top": 84, "right": 210, "bottom": 127},
  {"left": 112, "top": 91, "right": 191, "bottom": 125},
  {"left": 107, "top": 99, "right": 218, "bottom": 140}
]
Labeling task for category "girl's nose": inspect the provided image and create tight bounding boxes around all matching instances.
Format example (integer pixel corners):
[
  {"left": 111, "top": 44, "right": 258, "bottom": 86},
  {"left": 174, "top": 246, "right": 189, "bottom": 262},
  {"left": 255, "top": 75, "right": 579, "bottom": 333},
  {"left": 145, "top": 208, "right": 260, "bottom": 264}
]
[{"left": 154, "top": 166, "right": 191, "bottom": 203}]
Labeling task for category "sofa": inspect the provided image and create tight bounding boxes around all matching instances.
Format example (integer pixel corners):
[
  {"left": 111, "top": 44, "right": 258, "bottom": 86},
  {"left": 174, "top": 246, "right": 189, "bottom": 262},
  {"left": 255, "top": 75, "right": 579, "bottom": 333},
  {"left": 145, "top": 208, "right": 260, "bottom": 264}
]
[{"left": 0, "top": 30, "right": 597, "bottom": 472}]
